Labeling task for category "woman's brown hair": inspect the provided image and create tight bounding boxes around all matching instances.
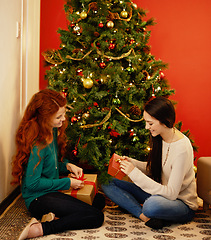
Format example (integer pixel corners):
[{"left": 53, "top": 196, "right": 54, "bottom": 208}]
[{"left": 11, "top": 89, "right": 67, "bottom": 185}]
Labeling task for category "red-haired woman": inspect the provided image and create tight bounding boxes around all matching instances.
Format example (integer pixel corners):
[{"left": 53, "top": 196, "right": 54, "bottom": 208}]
[{"left": 12, "top": 89, "right": 104, "bottom": 239}]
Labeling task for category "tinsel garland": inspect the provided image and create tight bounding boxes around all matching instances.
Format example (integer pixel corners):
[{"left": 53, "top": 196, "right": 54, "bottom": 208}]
[
  {"left": 80, "top": 107, "right": 143, "bottom": 129},
  {"left": 42, "top": 47, "right": 136, "bottom": 64}
]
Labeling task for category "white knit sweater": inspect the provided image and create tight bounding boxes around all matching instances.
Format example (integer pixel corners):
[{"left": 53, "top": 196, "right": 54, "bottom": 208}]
[{"left": 128, "top": 135, "right": 198, "bottom": 210}]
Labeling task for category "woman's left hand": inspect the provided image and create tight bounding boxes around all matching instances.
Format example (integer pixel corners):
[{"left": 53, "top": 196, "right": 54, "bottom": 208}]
[
  {"left": 66, "top": 163, "right": 83, "bottom": 179},
  {"left": 120, "top": 160, "right": 135, "bottom": 175}
]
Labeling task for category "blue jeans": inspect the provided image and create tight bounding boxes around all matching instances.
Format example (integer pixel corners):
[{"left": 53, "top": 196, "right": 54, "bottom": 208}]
[
  {"left": 29, "top": 192, "right": 104, "bottom": 235},
  {"left": 102, "top": 178, "right": 195, "bottom": 223}
]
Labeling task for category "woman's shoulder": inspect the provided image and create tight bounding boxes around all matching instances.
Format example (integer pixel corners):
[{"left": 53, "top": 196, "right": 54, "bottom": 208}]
[{"left": 171, "top": 132, "right": 193, "bottom": 155}]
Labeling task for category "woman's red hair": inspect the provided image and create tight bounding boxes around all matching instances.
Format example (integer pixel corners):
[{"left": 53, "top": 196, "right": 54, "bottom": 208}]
[{"left": 11, "top": 89, "right": 67, "bottom": 185}]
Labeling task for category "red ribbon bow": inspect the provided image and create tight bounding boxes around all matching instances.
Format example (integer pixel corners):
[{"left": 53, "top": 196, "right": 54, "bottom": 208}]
[{"left": 70, "top": 173, "right": 98, "bottom": 198}]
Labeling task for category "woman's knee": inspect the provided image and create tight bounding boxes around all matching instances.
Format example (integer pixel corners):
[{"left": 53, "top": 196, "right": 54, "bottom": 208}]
[
  {"left": 92, "top": 209, "right": 104, "bottom": 228},
  {"left": 142, "top": 195, "right": 164, "bottom": 218}
]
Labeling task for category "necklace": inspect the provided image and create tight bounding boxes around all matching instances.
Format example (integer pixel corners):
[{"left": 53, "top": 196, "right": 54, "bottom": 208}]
[
  {"left": 49, "top": 139, "right": 58, "bottom": 170},
  {"left": 163, "top": 128, "right": 175, "bottom": 166}
]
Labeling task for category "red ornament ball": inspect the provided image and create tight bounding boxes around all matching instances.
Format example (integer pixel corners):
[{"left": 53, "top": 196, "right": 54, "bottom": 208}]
[
  {"left": 98, "top": 22, "right": 104, "bottom": 28},
  {"left": 99, "top": 62, "right": 106, "bottom": 68},
  {"left": 159, "top": 70, "right": 165, "bottom": 79},
  {"left": 109, "top": 43, "right": 115, "bottom": 50},
  {"left": 71, "top": 116, "right": 78, "bottom": 123},
  {"left": 72, "top": 150, "right": 77, "bottom": 156}
]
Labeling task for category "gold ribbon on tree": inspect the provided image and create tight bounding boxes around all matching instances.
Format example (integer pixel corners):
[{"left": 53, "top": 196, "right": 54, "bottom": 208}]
[
  {"left": 42, "top": 50, "right": 65, "bottom": 65},
  {"left": 80, "top": 109, "right": 111, "bottom": 129},
  {"left": 80, "top": 107, "right": 143, "bottom": 129},
  {"left": 115, "top": 108, "right": 143, "bottom": 122},
  {"left": 96, "top": 48, "right": 135, "bottom": 60}
]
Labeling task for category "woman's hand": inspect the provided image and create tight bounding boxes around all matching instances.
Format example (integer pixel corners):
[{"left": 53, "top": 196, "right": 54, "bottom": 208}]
[
  {"left": 120, "top": 160, "right": 135, "bottom": 175},
  {"left": 66, "top": 163, "right": 83, "bottom": 179},
  {"left": 70, "top": 178, "right": 84, "bottom": 189}
]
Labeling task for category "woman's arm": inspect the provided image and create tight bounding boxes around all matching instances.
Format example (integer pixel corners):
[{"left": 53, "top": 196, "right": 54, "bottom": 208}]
[
  {"left": 24, "top": 146, "right": 71, "bottom": 192},
  {"left": 128, "top": 145, "right": 193, "bottom": 200}
]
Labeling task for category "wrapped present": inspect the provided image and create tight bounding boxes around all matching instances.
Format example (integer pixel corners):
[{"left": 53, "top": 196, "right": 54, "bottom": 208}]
[
  {"left": 108, "top": 153, "right": 126, "bottom": 180},
  {"left": 63, "top": 174, "right": 98, "bottom": 205}
]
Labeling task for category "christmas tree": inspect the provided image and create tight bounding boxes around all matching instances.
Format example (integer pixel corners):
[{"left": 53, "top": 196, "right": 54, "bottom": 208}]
[{"left": 42, "top": 0, "right": 175, "bottom": 183}]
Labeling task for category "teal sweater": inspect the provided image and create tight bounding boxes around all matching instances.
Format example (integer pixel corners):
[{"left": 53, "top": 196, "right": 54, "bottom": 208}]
[{"left": 21, "top": 129, "right": 71, "bottom": 209}]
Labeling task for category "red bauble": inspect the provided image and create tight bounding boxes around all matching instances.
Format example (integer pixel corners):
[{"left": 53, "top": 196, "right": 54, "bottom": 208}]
[
  {"left": 77, "top": 69, "right": 83, "bottom": 76},
  {"left": 61, "top": 91, "right": 67, "bottom": 98},
  {"left": 109, "top": 129, "right": 120, "bottom": 138},
  {"left": 109, "top": 43, "right": 115, "bottom": 50},
  {"left": 159, "top": 70, "right": 165, "bottom": 79},
  {"left": 72, "top": 150, "right": 77, "bottom": 156},
  {"left": 71, "top": 116, "right": 78, "bottom": 123},
  {"left": 99, "top": 62, "right": 106, "bottom": 68},
  {"left": 98, "top": 22, "right": 104, "bottom": 28}
]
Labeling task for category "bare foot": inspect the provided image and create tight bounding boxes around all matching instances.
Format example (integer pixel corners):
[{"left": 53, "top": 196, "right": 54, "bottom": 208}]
[
  {"left": 139, "top": 213, "right": 150, "bottom": 222},
  {"left": 27, "top": 223, "right": 43, "bottom": 238}
]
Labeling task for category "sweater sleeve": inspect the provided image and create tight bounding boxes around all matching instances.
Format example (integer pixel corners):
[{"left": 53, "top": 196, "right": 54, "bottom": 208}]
[
  {"left": 24, "top": 146, "right": 71, "bottom": 192},
  {"left": 58, "top": 158, "right": 70, "bottom": 175},
  {"left": 129, "top": 158, "right": 148, "bottom": 175},
  {"left": 128, "top": 142, "right": 192, "bottom": 200}
]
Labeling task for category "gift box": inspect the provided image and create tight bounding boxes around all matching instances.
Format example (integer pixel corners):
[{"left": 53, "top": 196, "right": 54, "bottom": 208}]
[
  {"left": 63, "top": 174, "right": 98, "bottom": 205},
  {"left": 108, "top": 153, "right": 126, "bottom": 180}
]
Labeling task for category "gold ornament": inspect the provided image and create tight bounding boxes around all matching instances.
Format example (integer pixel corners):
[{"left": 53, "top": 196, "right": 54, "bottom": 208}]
[
  {"left": 82, "top": 78, "right": 93, "bottom": 89},
  {"left": 82, "top": 112, "right": 90, "bottom": 119},
  {"left": 120, "top": 10, "right": 128, "bottom": 18},
  {"left": 107, "top": 21, "right": 114, "bottom": 28},
  {"left": 80, "top": 11, "right": 87, "bottom": 19}
]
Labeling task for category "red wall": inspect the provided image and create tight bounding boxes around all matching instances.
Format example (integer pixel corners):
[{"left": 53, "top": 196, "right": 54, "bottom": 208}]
[{"left": 40, "top": 0, "right": 211, "bottom": 162}]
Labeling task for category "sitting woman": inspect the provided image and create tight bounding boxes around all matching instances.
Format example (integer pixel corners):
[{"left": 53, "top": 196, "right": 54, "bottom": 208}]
[
  {"left": 102, "top": 96, "right": 198, "bottom": 229},
  {"left": 11, "top": 89, "right": 104, "bottom": 240}
]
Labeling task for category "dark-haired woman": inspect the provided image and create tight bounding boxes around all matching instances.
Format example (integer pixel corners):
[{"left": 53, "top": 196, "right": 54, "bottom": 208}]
[
  {"left": 11, "top": 89, "right": 104, "bottom": 239},
  {"left": 102, "top": 97, "right": 198, "bottom": 229}
]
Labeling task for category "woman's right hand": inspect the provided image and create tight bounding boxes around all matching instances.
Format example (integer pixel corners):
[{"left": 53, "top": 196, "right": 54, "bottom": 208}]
[{"left": 70, "top": 178, "right": 84, "bottom": 189}]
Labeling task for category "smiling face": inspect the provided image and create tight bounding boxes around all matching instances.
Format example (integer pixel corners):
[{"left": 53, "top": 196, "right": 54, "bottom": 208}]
[
  {"left": 49, "top": 106, "right": 66, "bottom": 129},
  {"left": 143, "top": 110, "right": 165, "bottom": 137}
]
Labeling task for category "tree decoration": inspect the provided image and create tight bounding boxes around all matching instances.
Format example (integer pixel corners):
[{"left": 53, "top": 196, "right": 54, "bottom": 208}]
[
  {"left": 80, "top": 11, "right": 87, "bottom": 19},
  {"left": 98, "top": 22, "right": 104, "bottom": 28},
  {"left": 77, "top": 69, "right": 83, "bottom": 76},
  {"left": 107, "top": 20, "right": 114, "bottom": 28},
  {"left": 109, "top": 42, "right": 115, "bottom": 50},
  {"left": 130, "top": 105, "right": 142, "bottom": 116},
  {"left": 129, "top": 129, "right": 134, "bottom": 137},
  {"left": 120, "top": 10, "right": 128, "bottom": 18},
  {"left": 73, "top": 24, "right": 80, "bottom": 33},
  {"left": 62, "top": 88, "right": 68, "bottom": 98},
  {"left": 132, "top": 3, "right": 138, "bottom": 9},
  {"left": 159, "top": 70, "right": 165, "bottom": 79},
  {"left": 82, "top": 112, "right": 90, "bottom": 119},
  {"left": 82, "top": 77, "right": 94, "bottom": 89},
  {"left": 109, "top": 129, "right": 120, "bottom": 137},
  {"left": 71, "top": 116, "right": 78, "bottom": 123},
  {"left": 130, "top": 39, "right": 135, "bottom": 44},
  {"left": 99, "top": 61, "right": 106, "bottom": 68},
  {"left": 112, "top": 97, "right": 121, "bottom": 105},
  {"left": 132, "top": 136, "right": 139, "bottom": 142}
]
